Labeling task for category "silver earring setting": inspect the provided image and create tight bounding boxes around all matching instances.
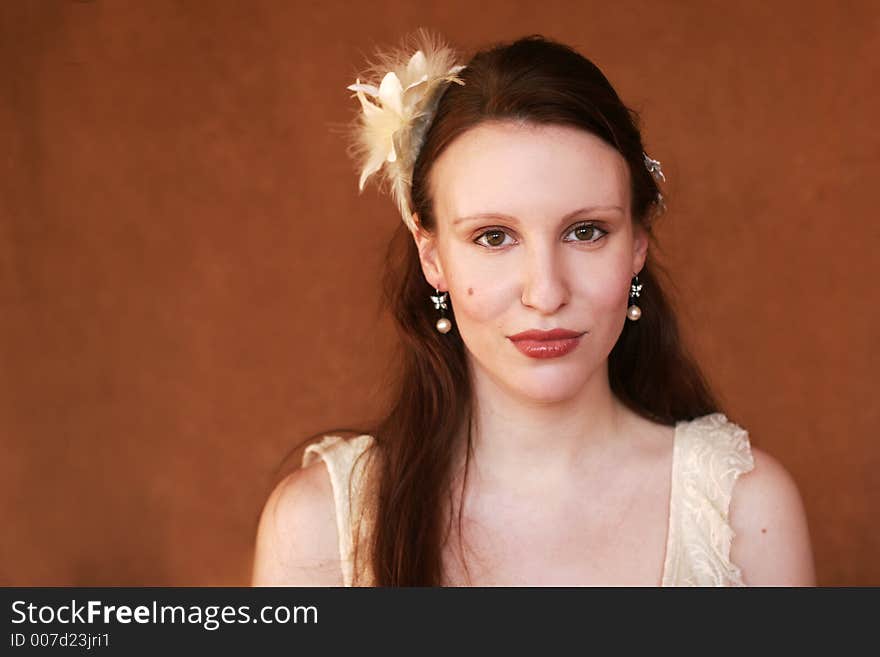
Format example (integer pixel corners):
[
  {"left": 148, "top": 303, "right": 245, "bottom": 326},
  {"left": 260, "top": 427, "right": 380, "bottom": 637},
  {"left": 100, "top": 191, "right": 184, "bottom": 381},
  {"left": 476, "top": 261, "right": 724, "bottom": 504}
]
[
  {"left": 627, "top": 274, "right": 643, "bottom": 321},
  {"left": 431, "top": 288, "right": 452, "bottom": 334}
]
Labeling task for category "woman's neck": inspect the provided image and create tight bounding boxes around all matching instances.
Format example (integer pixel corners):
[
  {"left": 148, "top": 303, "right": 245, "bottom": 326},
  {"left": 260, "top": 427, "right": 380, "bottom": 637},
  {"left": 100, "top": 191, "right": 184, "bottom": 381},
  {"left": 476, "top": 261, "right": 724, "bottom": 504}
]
[{"left": 450, "top": 359, "right": 635, "bottom": 495}]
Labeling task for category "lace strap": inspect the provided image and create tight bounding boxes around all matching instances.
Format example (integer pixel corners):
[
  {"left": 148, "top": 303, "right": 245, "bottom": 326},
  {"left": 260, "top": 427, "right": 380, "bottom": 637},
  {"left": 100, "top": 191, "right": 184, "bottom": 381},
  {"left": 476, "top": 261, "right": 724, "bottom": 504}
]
[
  {"left": 663, "top": 413, "right": 755, "bottom": 586},
  {"left": 302, "top": 434, "right": 375, "bottom": 586}
]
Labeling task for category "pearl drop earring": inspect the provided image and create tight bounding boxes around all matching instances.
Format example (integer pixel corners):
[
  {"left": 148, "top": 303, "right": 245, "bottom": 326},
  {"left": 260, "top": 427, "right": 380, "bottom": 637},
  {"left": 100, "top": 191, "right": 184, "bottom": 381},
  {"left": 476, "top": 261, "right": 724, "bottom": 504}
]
[
  {"left": 431, "top": 288, "right": 452, "bottom": 333},
  {"left": 627, "top": 274, "right": 643, "bottom": 321}
]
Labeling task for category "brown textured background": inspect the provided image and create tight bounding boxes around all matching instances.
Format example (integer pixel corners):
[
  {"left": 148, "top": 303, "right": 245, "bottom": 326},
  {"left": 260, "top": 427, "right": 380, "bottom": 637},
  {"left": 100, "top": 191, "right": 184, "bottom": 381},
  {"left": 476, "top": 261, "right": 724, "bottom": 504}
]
[{"left": 1, "top": 0, "right": 877, "bottom": 586}]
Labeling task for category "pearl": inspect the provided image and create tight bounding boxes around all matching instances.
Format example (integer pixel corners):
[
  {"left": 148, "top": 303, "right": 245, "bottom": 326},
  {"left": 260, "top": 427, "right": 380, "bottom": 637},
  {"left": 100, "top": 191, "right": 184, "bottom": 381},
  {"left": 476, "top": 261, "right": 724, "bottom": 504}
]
[
  {"left": 627, "top": 304, "right": 642, "bottom": 321},
  {"left": 436, "top": 317, "right": 452, "bottom": 333}
]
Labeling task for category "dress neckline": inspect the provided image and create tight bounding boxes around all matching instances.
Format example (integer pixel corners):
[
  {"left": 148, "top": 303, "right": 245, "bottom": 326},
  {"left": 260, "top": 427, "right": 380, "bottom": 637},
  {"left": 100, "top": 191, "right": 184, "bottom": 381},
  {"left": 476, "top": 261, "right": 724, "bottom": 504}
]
[
  {"left": 658, "top": 418, "right": 685, "bottom": 586},
  {"left": 323, "top": 419, "right": 690, "bottom": 586},
  {"left": 657, "top": 420, "right": 688, "bottom": 587}
]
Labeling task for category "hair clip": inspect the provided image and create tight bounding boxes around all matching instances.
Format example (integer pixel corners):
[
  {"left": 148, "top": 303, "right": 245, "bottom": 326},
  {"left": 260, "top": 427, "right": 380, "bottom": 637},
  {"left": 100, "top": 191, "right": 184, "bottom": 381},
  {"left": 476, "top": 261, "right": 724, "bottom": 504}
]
[{"left": 643, "top": 152, "right": 666, "bottom": 183}]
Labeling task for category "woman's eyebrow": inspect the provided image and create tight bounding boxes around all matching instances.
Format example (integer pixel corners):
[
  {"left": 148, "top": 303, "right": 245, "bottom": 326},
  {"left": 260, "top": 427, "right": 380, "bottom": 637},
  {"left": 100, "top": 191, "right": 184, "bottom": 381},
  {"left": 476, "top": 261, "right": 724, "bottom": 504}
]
[{"left": 453, "top": 205, "right": 624, "bottom": 226}]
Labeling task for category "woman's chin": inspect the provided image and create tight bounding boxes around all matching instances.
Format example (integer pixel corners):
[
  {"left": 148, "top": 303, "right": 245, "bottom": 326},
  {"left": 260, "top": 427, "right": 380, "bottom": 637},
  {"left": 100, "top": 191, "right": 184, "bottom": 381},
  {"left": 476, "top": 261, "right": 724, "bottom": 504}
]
[{"left": 508, "top": 373, "right": 589, "bottom": 405}]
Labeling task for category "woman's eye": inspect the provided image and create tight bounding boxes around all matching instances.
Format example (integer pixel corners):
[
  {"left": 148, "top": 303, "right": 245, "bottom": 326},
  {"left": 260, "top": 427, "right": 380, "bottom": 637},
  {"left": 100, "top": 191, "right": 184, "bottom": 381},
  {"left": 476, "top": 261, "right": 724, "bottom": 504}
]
[
  {"left": 565, "top": 223, "right": 607, "bottom": 243},
  {"left": 473, "top": 223, "right": 607, "bottom": 249},
  {"left": 474, "top": 229, "right": 513, "bottom": 248}
]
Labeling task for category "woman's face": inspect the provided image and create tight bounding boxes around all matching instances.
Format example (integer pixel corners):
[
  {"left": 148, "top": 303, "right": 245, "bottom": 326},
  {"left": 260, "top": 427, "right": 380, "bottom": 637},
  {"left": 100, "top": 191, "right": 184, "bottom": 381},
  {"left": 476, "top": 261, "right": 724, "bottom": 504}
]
[{"left": 413, "top": 121, "right": 648, "bottom": 403}]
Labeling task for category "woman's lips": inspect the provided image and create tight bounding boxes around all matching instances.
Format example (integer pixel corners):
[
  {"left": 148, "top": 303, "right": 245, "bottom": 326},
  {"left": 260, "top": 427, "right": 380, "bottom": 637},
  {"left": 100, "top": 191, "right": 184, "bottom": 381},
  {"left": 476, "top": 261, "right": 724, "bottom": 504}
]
[{"left": 508, "top": 329, "right": 586, "bottom": 359}]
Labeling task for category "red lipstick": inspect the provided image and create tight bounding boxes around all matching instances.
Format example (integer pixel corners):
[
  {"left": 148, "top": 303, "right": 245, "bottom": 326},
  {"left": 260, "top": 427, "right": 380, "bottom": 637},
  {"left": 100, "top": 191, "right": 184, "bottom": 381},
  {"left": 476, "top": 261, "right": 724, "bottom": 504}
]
[{"left": 507, "top": 328, "right": 585, "bottom": 359}]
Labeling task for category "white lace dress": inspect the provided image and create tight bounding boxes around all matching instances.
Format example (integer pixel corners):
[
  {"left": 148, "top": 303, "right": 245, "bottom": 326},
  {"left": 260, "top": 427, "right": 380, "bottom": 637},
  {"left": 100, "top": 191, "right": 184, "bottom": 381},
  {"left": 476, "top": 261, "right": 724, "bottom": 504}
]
[{"left": 302, "top": 412, "right": 755, "bottom": 586}]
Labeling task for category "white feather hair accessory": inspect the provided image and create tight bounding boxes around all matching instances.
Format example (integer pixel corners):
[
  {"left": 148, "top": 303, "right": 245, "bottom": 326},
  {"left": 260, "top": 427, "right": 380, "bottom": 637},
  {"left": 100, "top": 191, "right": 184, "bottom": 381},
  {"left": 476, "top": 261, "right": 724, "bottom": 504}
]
[{"left": 345, "top": 29, "right": 465, "bottom": 234}]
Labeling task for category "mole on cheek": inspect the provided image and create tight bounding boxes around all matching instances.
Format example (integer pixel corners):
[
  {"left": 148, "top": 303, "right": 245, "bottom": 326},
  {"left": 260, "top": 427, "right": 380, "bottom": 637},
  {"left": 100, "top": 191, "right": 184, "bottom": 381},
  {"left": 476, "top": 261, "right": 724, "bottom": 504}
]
[{"left": 468, "top": 287, "right": 474, "bottom": 296}]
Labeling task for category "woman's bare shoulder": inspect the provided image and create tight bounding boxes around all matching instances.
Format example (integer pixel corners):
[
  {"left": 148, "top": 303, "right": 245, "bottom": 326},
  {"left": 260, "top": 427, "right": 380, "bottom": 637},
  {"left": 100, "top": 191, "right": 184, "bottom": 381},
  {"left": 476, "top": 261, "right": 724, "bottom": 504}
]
[
  {"left": 728, "top": 445, "right": 817, "bottom": 586},
  {"left": 251, "top": 459, "right": 343, "bottom": 586}
]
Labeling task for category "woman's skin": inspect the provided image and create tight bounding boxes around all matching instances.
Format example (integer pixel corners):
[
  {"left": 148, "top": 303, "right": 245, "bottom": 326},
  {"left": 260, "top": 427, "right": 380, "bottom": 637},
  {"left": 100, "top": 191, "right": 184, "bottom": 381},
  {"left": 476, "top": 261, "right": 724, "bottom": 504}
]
[
  {"left": 415, "top": 121, "right": 647, "bottom": 491},
  {"left": 251, "top": 120, "right": 816, "bottom": 586}
]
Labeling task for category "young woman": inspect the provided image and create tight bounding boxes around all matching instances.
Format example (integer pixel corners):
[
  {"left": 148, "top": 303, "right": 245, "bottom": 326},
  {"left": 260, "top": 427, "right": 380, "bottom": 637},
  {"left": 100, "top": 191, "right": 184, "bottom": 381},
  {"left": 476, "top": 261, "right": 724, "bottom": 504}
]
[{"left": 251, "top": 30, "right": 816, "bottom": 586}]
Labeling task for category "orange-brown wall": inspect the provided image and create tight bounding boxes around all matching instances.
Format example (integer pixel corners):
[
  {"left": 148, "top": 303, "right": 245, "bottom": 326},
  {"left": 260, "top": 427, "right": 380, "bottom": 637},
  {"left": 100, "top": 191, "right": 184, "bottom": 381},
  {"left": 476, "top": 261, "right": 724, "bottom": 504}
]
[{"left": 1, "top": 1, "right": 877, "bottom": 585}]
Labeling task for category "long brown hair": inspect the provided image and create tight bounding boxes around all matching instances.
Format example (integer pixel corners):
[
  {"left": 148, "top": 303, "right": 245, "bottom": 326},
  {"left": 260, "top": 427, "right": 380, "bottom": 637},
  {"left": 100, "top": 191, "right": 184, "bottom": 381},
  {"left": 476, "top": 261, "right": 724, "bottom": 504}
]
[{"left": 321, "top": 33, "right": 721, "bottom": 586}]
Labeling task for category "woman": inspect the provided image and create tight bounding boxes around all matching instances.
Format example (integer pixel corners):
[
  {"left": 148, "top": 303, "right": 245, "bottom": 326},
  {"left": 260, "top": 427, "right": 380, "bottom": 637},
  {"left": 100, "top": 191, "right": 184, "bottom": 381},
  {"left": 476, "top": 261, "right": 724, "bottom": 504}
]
[{"left": 251, "top": 30, "right": 816, "bottom": 586}]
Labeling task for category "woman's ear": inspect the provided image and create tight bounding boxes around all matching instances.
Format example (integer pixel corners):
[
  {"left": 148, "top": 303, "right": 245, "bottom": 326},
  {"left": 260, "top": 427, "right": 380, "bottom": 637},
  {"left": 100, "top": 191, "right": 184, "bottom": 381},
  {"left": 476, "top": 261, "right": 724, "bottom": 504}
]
[
  {"left": 411, "top": 213, "right": 448, "bottom": 290},
  {"left": 631, "top": 222, "right": 649, "bottom": 274}
]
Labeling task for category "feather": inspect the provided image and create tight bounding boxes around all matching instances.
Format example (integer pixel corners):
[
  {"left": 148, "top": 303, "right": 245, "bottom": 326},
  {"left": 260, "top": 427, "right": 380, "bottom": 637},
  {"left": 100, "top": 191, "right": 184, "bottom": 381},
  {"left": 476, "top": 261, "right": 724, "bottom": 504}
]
[{"left": 344, "top": 28, "right": 465, "bottom": 233}]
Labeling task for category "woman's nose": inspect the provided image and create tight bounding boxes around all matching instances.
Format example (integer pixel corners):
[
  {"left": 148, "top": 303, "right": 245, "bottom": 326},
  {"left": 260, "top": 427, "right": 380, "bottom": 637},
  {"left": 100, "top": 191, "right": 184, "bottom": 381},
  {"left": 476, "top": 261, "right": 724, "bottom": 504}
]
[{"left": 520, "top": 244, "right": 570, "bottom": 314}]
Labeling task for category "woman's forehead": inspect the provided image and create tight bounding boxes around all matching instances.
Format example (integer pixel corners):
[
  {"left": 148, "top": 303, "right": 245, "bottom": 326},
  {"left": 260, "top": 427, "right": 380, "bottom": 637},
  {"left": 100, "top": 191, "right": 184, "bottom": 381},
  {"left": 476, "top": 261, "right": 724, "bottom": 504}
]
[{"left": 431, "top": 121, "right": 631, "bottom": 222}]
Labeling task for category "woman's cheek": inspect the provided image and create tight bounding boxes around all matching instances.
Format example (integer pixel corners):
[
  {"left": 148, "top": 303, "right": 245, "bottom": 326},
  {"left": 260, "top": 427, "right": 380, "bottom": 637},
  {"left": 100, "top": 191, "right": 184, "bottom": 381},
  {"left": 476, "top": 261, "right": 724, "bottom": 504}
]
[
  {"left": 445, "top": 263, "right": 508, "bottom": 324},
  {"left": 603, "top": 276, "right": 630, "bottom": 312},
  {"left": 587, "top": 262, "right": 631, "bottom": 308},
  {"left": 451, "top": 283, "right": 493, "bottom": 323}
]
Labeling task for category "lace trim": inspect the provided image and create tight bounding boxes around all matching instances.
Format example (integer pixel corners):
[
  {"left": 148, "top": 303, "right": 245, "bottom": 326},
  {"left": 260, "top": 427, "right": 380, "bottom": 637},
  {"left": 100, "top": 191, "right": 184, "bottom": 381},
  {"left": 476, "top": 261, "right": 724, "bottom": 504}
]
[
  {"left": 302, "top": 434, "right": 375, "bottom": 586},
  {"left": 662, "top": 413, "right": 755, "bottom": 586}
]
